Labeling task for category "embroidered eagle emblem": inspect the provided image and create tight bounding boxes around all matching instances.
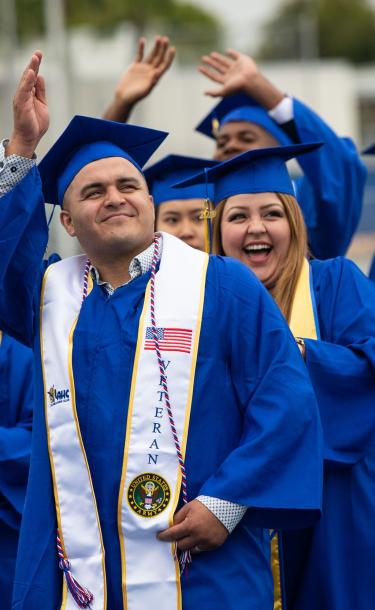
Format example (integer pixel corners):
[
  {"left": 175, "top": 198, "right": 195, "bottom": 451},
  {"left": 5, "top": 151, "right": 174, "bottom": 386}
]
[{"left": 127, "top": 473, "right": 171, "bottom": 518}]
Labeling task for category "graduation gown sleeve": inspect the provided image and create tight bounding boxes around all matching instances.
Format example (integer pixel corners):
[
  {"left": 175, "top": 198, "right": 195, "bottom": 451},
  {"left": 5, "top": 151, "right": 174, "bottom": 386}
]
[
  {"left": 199, "top": 257, "right": 323, "bottom": 529},
  {"left": 305, "top": 257, "right": 375, "bottom": 465},
  {"left": 0, "top": 167, "right": 49, "bottom": 346},
  {"left": 291, "top": 98, "right": 367, "bottom": 259}
]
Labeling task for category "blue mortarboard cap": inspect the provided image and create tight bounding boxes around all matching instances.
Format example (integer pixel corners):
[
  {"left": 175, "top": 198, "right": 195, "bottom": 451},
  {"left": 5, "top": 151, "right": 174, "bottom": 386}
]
[
  {"left": 144, "top": 154, "right": 218, "bottom": 205},
  {"left": 362, "top": 143, "right": 375, "bottom": 155},
  {"left": 38, "top": 115, "right": 168, "bottom": 205},
  {"left": 174, "top": 142, "right": 323, "bottom": 205},
  {"left": 195, "top": 94, "right": 291, "bottom": 145}
]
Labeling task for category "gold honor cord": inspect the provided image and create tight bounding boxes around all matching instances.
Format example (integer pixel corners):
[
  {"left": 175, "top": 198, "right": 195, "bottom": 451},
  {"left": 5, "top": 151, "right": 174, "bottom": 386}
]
[
  {"left": 199, "top": 199, "right": 216, "bottom": 254},
  {"left": 271, "top": 534, "right": 283, "bottom": 610}
]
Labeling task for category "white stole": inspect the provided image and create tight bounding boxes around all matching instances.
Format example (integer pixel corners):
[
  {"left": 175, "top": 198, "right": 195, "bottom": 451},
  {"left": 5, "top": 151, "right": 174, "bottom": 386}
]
[{"left": 40, "top": 233, "right": 208, "bottom": 610}]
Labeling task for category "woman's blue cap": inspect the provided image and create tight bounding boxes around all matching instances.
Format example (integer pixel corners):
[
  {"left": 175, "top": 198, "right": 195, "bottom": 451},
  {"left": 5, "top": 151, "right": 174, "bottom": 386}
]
[
  {"left": 173, "top": 142, "right": 323, "bottom": 205},
  {"left": 195, "top": 94, "right": 291, "bottom": 145},
  {"left": 144, "top": 154, "right": 218, "bottom": 205},
  {"left": 38, "top": 115, "right": 168, "bottom": 206}
]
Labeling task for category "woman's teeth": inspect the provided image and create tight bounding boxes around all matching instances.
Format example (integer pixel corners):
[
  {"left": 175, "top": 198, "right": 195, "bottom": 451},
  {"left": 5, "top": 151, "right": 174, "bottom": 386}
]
[{"left": 244, "top": 244, "right": 272, "bottom": 254}]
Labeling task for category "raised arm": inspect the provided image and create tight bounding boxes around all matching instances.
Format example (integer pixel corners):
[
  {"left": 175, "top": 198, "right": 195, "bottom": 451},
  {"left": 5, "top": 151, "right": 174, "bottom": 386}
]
[
  {"left": 103, "top": 36, "right": 175, "bottom": 123},
  {"left": 0, "top": 51, "right": 50, "bottom": 345},
  {"left": 6, "top": 50, "right": 49, "bottom": 158}
]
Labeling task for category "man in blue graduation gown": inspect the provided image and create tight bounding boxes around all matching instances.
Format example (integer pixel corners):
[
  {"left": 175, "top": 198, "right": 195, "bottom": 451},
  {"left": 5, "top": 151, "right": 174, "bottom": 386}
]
[
  {"left": 197, "top": 49, "right": 367, "bottom": 259},
  {"left": 0, "top": 333, "right": 33, "bottom": 609},
  {"left": 1, "top": 52, "right": 322, "bottom": 610}
]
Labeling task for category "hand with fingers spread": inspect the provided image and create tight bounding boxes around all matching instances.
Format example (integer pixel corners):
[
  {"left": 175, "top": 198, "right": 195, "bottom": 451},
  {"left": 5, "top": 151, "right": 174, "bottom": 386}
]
[
  {"left": 198, "top": 49, "right": 284, "bottom": 110},
  {"left": 7, "top": 50, "right": 49, "bottom": 158},
  {"left": 157, "top": 499, "right": 228, "bottom": 553},
  {"left": 103, "top": 35, "right": 176, "bottom": 123}
]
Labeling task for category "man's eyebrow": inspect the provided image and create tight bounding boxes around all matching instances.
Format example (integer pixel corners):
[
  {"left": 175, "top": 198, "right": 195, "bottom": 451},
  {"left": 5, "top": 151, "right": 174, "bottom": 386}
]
[
  {"left": 217, "top": 127, "right": 258, "bottom": 140},
  {"left": 117, "top": 176, "right": 141, "bottom": 185},
  {"left": 80, "top": 182, "right": 104, "bottom": 197},
  {"left": 237, "top": 128, "right": 259, "bottom": 136},
  {"left": 80, "top": 176, "right": 141, "bottom": 197}
]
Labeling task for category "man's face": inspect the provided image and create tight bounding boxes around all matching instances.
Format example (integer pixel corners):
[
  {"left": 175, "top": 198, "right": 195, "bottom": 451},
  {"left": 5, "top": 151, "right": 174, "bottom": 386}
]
[
  {"left": 214, "top": 120, "right": 279, "bottom": 161},
  {"left": 60, "top": 157, "right": 155, "bottom": 261}
]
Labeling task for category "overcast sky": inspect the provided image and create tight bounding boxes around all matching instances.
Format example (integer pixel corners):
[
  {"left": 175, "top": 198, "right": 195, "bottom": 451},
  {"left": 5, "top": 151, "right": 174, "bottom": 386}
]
[{"left": 188, "top": 0, "right": 291, "bottom": 52}]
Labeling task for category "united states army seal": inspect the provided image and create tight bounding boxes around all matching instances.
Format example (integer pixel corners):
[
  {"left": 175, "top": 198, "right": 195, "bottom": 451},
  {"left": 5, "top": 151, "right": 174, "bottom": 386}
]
[{"left": 127, "top": 473, "right": 171, "bottom": 518}]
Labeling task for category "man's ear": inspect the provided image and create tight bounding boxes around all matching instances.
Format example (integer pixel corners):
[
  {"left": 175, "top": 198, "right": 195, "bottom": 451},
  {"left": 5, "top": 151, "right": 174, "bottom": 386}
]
[{"left": 60, "top": 210, "right": 76, "bottom": 237}]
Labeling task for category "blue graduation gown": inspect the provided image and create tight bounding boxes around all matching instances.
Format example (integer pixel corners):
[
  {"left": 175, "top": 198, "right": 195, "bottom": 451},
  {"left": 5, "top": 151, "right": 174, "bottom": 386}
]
[
  {"left": 0, "top": 333, "right": 33, "bottom": 608},
  {"left": 290, "top": 98, "right": 367, "bottom": 259},
  {"left": 282, "top": 257, "right": 375, "bottom": 610},
  {"left": 0, "top": 168, "right": 323, "bottom": 610}
]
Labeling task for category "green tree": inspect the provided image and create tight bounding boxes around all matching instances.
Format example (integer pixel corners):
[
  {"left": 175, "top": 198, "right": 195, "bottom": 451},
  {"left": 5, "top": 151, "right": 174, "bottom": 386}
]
[
  {"left": 257, "top": 0, "right": 375, "bottom": 64},
  {"left": 15, "top": 0, "right": 222, "bottom": 59}
]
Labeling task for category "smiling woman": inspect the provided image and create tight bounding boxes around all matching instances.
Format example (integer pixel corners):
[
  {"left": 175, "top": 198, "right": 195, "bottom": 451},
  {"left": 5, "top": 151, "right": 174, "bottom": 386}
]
[
  {"left": 175, "top": 141, "right": 375, "bottom": 610},
  {"left": 212, "top": 191, "right": 306, "bottom": 321},
  {"left": 216, "top": 193, "right": 289, "bottom": 278}
]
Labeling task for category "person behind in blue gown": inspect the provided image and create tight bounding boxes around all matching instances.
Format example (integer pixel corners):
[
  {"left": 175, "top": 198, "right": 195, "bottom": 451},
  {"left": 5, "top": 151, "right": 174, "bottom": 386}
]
[
  {"left": 0, "top": 332, "right": 33, "bottom": 609},
  {"left": 195, "top": 48, "right": 367, "bottom": 260},
  {"left": 144, "top": 154, "right": 217, "bottom": 251},
  {"left": 175, "top": 145, "right": 375, "bottom": 610},
  {"left": 1, "top": 51, "right": 323, "bottom": 610}
]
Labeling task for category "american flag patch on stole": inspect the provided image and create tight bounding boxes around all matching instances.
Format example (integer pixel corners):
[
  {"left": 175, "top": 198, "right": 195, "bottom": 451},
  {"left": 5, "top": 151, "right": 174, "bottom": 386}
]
[{"left": 145, "top": 327, "right": 193, "bottom": 354}]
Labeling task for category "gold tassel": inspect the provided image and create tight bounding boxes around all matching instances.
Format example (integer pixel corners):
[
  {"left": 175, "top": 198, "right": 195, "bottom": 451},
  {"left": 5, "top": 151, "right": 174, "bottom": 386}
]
[{"left": 199, "top": 198, "right": 216, "bottom": 254}]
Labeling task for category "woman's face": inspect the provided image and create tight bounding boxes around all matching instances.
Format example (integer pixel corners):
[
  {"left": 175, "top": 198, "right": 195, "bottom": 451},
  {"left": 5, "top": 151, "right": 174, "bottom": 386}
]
[
  {"left": 220, "top": 192, "right": 291, "bottom": 287},
  {"left": 156, "top": 198, "right": 207, "bottom": 251}
]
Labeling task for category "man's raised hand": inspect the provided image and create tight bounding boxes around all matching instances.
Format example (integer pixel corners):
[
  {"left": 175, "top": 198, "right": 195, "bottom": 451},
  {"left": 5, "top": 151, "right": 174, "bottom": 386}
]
[{"left": 8, "top": 51, "right": 49, "bottom": 158}]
